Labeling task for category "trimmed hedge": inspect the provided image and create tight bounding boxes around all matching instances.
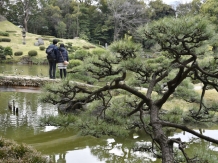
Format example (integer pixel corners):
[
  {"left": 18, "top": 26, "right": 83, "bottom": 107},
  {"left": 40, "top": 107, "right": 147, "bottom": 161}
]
[
  {"left": 0, "top": 31, "right": 9, "bottom": 36},
  {"left": 1, "top": 38, "right": 11, "bottom": 42},
  {"left": 28, "top": 50, "right": 38, "bottom": 57},
  {"left": 5, "top": 30, "right": 16, "bottom": 33},
  {"left": 39, "top": 46, "right": 45, "bottom": 51},
  {"left": 14, "top": 51, "right": 23, "bottom": 56}
]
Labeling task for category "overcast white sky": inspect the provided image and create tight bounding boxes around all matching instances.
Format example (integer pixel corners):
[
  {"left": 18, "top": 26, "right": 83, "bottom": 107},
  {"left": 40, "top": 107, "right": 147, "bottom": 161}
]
[{"left": 163, "top": 0, "right": 193, "bottom": 5}]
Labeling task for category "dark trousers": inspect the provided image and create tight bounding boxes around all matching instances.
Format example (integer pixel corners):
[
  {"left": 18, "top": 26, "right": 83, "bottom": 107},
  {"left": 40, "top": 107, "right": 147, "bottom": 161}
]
[
  {"left": 48, "top": 60, "right": 56, "bottom": 79},
  {"left": 60, "top": 69, "right": 67, "bottom": 78}
]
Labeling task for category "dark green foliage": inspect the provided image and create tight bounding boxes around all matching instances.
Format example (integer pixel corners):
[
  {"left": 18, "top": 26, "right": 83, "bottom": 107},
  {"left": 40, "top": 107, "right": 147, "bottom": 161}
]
[
  {"left": 5, "top": 30, "right": 16, "bottom": 33},
  {"left": 0, "top": 45, "right": 4, "bottom": 54},
  {"left": 3, "top": 46, "right": 13, "bottom": 57},
  {"left": 28, "top": 50, "right": 38, "bottom": 57},
  {"left": 66, "top": 42, "right": 72, "bottom": 47},
  {"left": 68, "top": 59, "right": 83, "bottom": 69},
  {"left": 14, "top": 51, "right": 23, "bottom": 56},
  {"left": 1, "top": 38, "right": 11, "bottom": 42},
  {"left": 0, "top": 31, "right": 9, "bottom": 36},
  {"left": 0, "top": 137, "right": 52, "bottom": 163},
  {"left": 90, "top": 49, "right": 107, "bottom": 56},
  {"left": 73, "top": 49, "right": 90, "bottom": 60},
  {"left": 39, "top": 45, "right": 45, "bottom": 51},
  {"left": 82, "top": 45, "right": 96, "bottom": 49}
]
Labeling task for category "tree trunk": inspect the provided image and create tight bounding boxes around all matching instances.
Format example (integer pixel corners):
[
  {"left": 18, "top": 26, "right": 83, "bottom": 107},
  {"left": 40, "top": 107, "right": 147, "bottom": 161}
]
[{"left": 151, "top": 105, "right": 174, "bottom": 163}]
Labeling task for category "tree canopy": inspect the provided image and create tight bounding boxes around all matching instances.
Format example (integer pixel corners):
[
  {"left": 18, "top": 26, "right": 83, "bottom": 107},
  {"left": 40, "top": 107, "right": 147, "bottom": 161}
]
[{"left": 41, "top": 15, "right": 218, "bottom": 162}]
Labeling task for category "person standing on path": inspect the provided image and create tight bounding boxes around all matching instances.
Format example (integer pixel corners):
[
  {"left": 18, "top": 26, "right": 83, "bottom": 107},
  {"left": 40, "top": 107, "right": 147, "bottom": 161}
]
[
  {"left": 57, "top": 43, "right": 69, "bottom": 79},
  {"left": 47, "top": 39, "right": 58, "bottom": 79}
]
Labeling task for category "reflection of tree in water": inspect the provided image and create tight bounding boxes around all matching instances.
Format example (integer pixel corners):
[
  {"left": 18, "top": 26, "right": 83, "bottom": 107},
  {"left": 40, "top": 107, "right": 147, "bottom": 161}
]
[
  {"left": 89, "top": 131, "right": 155, "bottom": 163},
  {"left": 57, "top": 153, "right": 66, "bottom": 163},
  {"left": 48, "top": 153, "right": 66, "bottom": 163}
]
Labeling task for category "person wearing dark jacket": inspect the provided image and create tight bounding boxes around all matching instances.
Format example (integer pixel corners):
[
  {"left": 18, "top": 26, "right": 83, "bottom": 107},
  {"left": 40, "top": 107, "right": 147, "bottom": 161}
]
[
  {"left": 47, "top": 39, "right": 58, "bottom": 79},
  {"left": 57, "top": 44, "right": 69, "bottom": 78}
]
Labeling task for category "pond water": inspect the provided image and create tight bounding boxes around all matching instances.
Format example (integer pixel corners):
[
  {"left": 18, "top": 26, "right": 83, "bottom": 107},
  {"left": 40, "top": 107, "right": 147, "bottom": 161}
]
[{"left": 0, "top": 63, "right": 218, "bottom": 163}]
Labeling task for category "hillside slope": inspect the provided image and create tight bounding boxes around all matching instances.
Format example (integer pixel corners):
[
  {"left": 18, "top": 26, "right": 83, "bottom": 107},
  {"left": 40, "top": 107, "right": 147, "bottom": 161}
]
[{"left": 0, "top": 20, "right": 98, "bottom": 61}]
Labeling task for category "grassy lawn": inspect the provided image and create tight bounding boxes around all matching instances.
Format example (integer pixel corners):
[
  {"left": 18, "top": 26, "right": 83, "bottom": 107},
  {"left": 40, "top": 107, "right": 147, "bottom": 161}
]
[{"left": 0, "top": 20, "right": 101, "bottom": 61}]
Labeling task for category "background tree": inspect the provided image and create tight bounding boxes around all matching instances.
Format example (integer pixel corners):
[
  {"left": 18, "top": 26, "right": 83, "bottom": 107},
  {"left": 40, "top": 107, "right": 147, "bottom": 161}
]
[
  {"left": 0, "top": 0, "right": 9, "bottom": 15},
  {"left": 107, "top": 0, "right": 148, "bottom": 41},
  {"left": 41, "top": 15, "right": 218, "bottom": 162},
  {"left": 176, "top": 0, "right": 203, "bottom": 17},
  {"left": 56, "top": 21, "right": 66, "bottom": 38},
  {"left": 147, "top": 0, "right": 175, "bottom": 20},
  {"left": 200, "top": 0, "right": 218, "bottom": 31}
]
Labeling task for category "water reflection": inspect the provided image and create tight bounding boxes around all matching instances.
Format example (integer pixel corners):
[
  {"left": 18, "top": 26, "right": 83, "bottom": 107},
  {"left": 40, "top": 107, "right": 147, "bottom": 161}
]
[
  {"left": 0, "top": 63, "right": 48, "bottom": 77},
  {"left": 1, "top": 64, "right": 218, "bottom": 162}
]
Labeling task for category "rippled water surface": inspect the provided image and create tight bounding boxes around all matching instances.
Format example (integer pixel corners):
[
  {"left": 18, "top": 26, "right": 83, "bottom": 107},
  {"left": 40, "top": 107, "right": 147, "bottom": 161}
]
[{"left": 0, "top": 63, "right": 218, "bottom": 163}]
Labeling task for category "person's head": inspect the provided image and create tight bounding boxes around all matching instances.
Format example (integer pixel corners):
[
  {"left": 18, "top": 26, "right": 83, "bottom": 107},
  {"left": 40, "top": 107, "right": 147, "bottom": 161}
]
[
  {"left": 53, "top": 39, "right": 58, "bottom": 45},
  {"left": 60, "top": 43, "right": 65, "bottom": 48}
]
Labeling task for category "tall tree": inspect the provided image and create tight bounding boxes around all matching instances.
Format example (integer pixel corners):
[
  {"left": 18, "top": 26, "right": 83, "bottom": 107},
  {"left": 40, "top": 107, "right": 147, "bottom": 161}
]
[
  {"left": 176, "top": 0, "right": 202, "bottom": 17},
  {"left": 200, "top": 0, "right": 218, "bottom": 31},
  {"left": 41, "top": 15, "right": 218, "bottom": 162},
  {"left": 107, "top": 0, "right": 148, "bottom": 41},
  {"left": 15, "top": 0, "right": 40, "bottom": 32},
  {"left": 42, "top": 5, "right": 62, "bottom": 36},
  {"left": 0, "top": 0, "right": 9, "bottom": 15},
  {"left": 147, "top": 0, "right": 175, "bottom": 20}
]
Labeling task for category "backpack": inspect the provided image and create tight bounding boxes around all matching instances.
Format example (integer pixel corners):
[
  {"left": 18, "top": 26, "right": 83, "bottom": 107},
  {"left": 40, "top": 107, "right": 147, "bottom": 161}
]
[{"left": 46, "top": 47, "right": 56, "bottom": 61}]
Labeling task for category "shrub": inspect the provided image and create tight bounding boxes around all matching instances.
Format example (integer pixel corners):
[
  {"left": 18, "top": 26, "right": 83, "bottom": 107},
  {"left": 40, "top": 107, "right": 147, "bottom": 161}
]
[
  {"left": 14, "top": 51, "right": 23, "bottom": 56},
  {"left": 28, "top": 50, "right": 38, "bottom": 57},
  {"left": 5, "top": 30, "right": 16, "bottom": 33},
  {"left": 0, "top": 137, "right": 52, "bottom": 163},
  {"left": 74, "top": 49, "right": 89, "bottom": 60},
  {"left": 82, "top": 45, "right": 90, "bottom": 49},
  {"left": 39, "top": 45, "right": 45, "bottom": 51},
  {"left": 0, "top": 31, "right": 9, "bottom": 36},
  {"left": 68, "top": 59, "right": 83, "bottom": 69},
  {"left": 0, "top": 45, "right": 4, "bottom": 54},
  {"left": 66, "top": 42, "right": 72, "bottom": 47},
  {"left": 0, "top": 54, "right": 6, "bottom": 60},
  {"left": 72, "top": 46, "right": 81, "bottom": 51},
  {"left": 91, "top": 49, "right": 107, "bottom": 56},
  {"left": 1, "top": 38, "right": 11, "bottom": 42},
  {"left": 4, "top": 47, "right": 13, "bottom": 57}
]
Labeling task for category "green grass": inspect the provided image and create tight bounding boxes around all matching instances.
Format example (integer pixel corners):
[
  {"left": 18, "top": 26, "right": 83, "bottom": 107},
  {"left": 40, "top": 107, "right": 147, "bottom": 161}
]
[{"left": 0, "top": 20, "right": 102, "bottom": 61}]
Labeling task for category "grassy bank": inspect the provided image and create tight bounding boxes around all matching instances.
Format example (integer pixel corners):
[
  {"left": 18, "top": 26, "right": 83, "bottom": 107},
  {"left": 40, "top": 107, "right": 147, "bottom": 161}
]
[{"left": 0, "top": 20, "right": 101, "bottom": 63}]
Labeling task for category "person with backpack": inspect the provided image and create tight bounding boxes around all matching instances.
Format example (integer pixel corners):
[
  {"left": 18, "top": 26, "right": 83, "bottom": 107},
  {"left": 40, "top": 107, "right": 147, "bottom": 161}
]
[
  {"left": 46, "top": 39, "right": 58, "bottom": 79},
  {"left": 57, "top": 43, "right": 69, "bottom": 79}
]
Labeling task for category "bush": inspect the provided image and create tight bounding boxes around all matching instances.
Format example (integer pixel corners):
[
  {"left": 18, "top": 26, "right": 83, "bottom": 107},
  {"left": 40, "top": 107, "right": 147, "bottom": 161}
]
[
  {"left": 0, "top": 137, "right": 52, "bottom": 163},
  {"left": 66, "top": 42, "right": 72, "bottom": 47},
  {"left": 0, "top": 45, "right": 4, "bottom": 54},
  {"left": 28, "top": 50, "right": 38, "bottom": 57},
  {"left": 83, "top": 45, "right": 96, "bottom": 49},
  {"left": 72, "top": 46, "right": 82, "bottom": 51},
  {"left": 39, "top": 45, "right": 45, "bottom": 51},
  {"left": 0, "top": 31, "right": 9, "bottom": 36},
  {"left": 5, "top": 30, "right": 16, "bottom": 33},
  {"left": 4, "top": 47, "right": 13, "bottom": 57},
  {"left": 1, "top": 38, "right": 11, "bottom": 42},
  {"left": 91, "top": 49, "right": 107, "bottom": 56},
  {"left": 68, "top": 59, "right": 83, "bottom": 69},
  {"left": 14, "top": 51, "right": 23, "bottom": 56},
  {"left": 0, "top": 54, "right": 6, "bottom": 60},
  {"left": 74, "top": 50, "right": 89, "bottom": 60}
]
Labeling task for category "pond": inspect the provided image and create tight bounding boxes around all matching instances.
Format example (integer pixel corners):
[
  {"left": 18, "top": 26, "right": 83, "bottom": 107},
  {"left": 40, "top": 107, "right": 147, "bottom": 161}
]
[{"left": 0, "top": 63, "right": 218, "bottom": 163}]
